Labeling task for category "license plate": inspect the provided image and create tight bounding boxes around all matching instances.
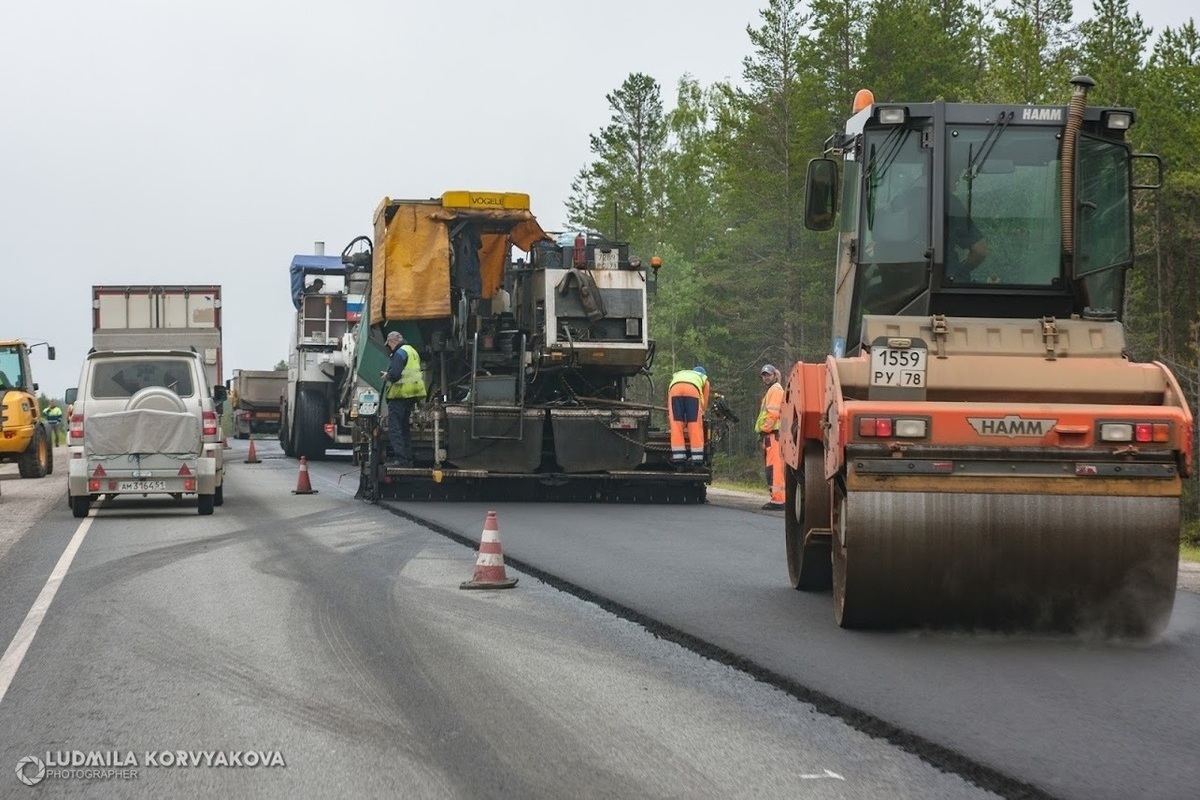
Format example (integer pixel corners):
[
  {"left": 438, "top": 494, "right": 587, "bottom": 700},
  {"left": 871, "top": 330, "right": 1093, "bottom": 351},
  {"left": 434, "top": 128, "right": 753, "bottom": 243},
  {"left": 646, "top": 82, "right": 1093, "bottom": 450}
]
[
  {"left": 594, "top": 249, "right": 618, "bottom": 270},
  {"left": 117, "top": 480, "right": 168, "bottom": 492},
  {"left": 870, "top": 346, "right": 927, "bottom": 387}
]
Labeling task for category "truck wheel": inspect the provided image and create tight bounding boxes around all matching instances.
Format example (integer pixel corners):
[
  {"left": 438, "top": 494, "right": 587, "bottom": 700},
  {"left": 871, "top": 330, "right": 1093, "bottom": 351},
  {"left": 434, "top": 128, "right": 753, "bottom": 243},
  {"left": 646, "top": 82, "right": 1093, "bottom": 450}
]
[
  {"left": 42, "top": 426, "right": 54, "bottom": 476},
  {"left": 197, "top": 494, "right": 215, "bottom": 515},
  {"left": 18, "top": 427, "right": 49, "bottom": 478},
  {"left": 214, "top": 480, "right": 224, "bottom": 507},
  {"left": 295, "top": 389, "right": 328, "bottom": 460},
  {"left": 70, "top": 495, "right": 91, "bottom": 518},
  {"left": 279, "top": 404, "right": 296, "bottom": 458}
]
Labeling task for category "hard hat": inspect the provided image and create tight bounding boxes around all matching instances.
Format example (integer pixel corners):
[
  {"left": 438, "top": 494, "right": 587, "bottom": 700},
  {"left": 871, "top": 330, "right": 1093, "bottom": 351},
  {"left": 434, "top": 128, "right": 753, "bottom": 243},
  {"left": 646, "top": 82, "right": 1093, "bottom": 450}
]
[
  {"left": 761, "top": 364, "right": 777, "bottom": 376},
  {"left": 386, "top": 331, "right": 403, "bottom": 343},
  {"left": 693, "top": 366, "right": 706, "bottom": 377}
]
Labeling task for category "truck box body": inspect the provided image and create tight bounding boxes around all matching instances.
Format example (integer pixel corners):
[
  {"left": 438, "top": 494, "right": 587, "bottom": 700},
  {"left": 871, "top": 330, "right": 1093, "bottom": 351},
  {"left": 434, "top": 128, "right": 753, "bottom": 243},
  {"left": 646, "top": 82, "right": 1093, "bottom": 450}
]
[
  {"left": 92, "top": 285, "right": 223, "bottom": 389},
  {"left": 231, "top": 368, "right": 286, "bottom": 437}
]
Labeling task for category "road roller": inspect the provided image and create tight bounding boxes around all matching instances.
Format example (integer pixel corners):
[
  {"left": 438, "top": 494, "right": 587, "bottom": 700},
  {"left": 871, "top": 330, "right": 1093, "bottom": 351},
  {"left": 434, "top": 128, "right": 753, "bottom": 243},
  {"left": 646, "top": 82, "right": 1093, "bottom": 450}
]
[{"left": 782, "top": 77, "right": 1192, "bottom": 637}]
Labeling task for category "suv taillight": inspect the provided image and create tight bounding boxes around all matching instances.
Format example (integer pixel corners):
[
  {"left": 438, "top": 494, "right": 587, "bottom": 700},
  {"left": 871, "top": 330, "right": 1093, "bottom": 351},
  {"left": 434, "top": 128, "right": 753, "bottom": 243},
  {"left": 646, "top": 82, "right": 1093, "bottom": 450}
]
[
  {"left": 69, "top": 413, "right": 84, "bottom": 442},
  {"left": 202, "top": 411, "right": 217, "bottom": 437}
]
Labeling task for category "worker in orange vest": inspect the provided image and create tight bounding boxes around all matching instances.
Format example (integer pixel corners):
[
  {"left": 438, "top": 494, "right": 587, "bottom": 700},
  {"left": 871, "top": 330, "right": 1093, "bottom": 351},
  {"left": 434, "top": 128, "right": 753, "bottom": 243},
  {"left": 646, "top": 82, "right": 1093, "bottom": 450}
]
[
  {"left": 667, "top": 366, "right": 711, "bottom": 468},
  {"left": 756, "top": 364, "right": 785, "bottom": 510}
]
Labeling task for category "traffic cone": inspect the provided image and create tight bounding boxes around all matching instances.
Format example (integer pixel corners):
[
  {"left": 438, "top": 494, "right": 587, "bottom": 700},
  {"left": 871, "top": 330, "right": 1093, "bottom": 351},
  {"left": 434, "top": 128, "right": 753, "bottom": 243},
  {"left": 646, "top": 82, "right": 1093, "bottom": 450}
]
[
  {"left": 292, "top": 456, "right": 318, "bottom": 495},
  {"left": 460, "top": 511, "right": 518, "bottom": 590},
  {"left": 244, "top": 438, "right": 261, "bottom": 464}
]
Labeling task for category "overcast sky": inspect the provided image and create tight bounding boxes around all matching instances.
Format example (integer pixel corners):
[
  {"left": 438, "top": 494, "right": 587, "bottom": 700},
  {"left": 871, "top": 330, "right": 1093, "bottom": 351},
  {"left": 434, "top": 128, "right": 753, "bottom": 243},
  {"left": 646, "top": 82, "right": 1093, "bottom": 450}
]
[{"left": 1, "top": 0, "right": 1187, "bottom": 397}]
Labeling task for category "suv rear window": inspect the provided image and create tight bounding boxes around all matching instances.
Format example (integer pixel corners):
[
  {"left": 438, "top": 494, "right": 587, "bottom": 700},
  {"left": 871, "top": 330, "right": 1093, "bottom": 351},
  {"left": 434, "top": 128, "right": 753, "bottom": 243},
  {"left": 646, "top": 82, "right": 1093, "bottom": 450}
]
[{"left": 90, "top": 359, "right": 196, "bottom": 399}]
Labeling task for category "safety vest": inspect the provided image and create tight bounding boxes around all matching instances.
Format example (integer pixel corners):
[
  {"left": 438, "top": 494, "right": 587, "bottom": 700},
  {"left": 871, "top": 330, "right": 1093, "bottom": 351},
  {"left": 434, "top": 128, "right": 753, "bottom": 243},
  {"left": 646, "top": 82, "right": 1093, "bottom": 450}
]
[
  {"left": 755, "top": 381, "right": 784, "bottom": 433},
  {"left": 386, "top": 344, "right": 426, "bottom": 400},
  {"left": 670, "top": 369, "right": 710, "bottom": 409},
  {"left": 45, "top": 404, "right": 63, "bottom": 423}
]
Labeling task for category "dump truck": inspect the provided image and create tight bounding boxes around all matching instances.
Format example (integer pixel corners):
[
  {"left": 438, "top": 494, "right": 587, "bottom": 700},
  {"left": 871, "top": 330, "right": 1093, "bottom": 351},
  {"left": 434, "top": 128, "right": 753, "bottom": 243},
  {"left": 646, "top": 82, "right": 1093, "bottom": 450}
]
[
  {"left": 339, "top": 191, "right": 713, "bottom": 503},
  {"left": 92, "top": 285, "right": 224, "bottom": 389},
  {"left": 0, "top": 339, "right": 56, "bottom": 479},
  {"left": 228, "top": 369, "right": 287, "bottom": 438},
  {"left": 279, "top": 244, "right": 371, "bottom": 459},
  {"left": 783, "top": 76, "right": 1191, "bottom": 637}
]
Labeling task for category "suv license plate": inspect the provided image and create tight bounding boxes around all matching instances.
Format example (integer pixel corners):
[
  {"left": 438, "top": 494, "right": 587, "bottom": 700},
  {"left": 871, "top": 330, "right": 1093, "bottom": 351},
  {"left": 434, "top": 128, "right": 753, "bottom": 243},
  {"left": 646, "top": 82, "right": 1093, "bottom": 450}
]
[
  {"left": 870, "top": 346, "right": 928, "bottom": 387},
  {"left": 117, "top": 480, "right": 168, "bottom": 492}
]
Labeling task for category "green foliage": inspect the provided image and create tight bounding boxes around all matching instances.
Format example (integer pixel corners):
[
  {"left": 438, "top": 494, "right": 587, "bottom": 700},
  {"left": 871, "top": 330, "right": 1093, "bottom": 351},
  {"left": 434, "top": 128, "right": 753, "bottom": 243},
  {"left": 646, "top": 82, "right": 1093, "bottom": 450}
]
[
  {"left": 1135, "top": 22, "right": 1200, "bottom": 388},
  {"left": 859, "top": 0, "right": 984, "bottom": 102},
  {"left": 1181, "top": 517, "right": 1200, "bottom": 548},
  {"left": 566, "top": 72, "right": 668, "bottom": 249},
  {"left": 986, "top": 0, "right": 1077, "bottom": 103},
  {"left": 1077, "top": 0, "right": 1152, "bottom": 106}
]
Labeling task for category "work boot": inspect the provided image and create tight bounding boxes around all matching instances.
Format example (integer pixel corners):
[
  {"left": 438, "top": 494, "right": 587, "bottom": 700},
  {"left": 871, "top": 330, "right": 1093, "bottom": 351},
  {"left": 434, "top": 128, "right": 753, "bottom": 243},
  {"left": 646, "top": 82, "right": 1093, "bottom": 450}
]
[{"left": 761, "top": 501, "right": 785, "bottom": 511}]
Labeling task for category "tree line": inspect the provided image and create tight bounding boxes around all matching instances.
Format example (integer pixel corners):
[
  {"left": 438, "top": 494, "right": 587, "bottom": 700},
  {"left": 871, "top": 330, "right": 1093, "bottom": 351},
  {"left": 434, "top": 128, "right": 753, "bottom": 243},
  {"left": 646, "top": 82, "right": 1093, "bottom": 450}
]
[{"left": 563, "top": 0, "right": 1200, "bottom": 484}]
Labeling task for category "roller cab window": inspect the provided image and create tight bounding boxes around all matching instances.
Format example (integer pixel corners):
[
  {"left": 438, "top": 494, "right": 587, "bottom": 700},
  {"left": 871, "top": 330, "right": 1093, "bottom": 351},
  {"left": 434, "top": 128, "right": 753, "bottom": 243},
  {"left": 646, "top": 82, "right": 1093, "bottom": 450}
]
[
  {"left": 943, "top": 125, "right": 1063, "bottom": 287},
  {"left": 856, "top": 127, "right": 930, "bottom": 318}
]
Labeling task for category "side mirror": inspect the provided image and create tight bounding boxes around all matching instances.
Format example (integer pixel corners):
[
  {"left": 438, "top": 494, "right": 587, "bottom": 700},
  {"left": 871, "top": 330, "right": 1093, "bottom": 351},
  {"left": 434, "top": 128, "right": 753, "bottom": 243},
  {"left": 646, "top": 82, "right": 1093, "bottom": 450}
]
[
  {"left": 47, "top": 346, "right": 56, "bottom": 361},
  {"left": 804, "top": 158, "right": 839, "bottom": 232},
  {"left": 213, "top": 385, "right": 228, "bottom": 402},
  {"left": 64, "top": 387, "right": 78, "bottom": 406}
]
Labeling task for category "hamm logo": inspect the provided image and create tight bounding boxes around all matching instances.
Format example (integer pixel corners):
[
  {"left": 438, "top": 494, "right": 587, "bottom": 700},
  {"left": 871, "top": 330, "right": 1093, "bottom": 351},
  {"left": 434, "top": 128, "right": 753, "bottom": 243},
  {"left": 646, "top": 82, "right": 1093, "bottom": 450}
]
[
  {"left": 1021, "top": 107, "right": 1063, "bottom": 121},
  {"left": 967, "top": 416, "right": 1058, "bottom": 438}
]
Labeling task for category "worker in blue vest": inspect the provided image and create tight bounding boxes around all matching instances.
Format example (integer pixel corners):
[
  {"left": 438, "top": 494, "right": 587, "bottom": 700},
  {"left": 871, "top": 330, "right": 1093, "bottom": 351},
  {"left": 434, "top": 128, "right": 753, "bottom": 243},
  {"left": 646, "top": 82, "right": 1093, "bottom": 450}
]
[{"left": 380, "top": 331, "right": 426, "bottom": 467}]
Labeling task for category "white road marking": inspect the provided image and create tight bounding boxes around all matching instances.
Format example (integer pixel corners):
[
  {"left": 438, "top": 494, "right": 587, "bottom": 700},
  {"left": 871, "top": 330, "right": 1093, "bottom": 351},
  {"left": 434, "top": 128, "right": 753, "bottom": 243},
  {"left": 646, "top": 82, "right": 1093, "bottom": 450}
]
[
  {"left": 799, "top": 769, "right": 845, "bottom": 780},
  {"left": 0, "top": 513, "right": 94, "bottom": 706}
]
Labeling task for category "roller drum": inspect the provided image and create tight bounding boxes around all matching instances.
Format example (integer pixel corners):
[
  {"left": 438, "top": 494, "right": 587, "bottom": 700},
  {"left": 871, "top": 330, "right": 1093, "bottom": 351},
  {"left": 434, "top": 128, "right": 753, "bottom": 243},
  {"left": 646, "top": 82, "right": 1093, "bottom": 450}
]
[{"left": 833, "top": 489, "right": 1179, "bottom": 637}]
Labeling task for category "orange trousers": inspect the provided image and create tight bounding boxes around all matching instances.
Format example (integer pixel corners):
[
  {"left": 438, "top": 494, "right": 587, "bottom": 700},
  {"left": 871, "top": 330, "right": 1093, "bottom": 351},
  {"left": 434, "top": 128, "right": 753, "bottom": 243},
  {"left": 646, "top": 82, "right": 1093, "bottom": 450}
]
[
  {"left": 667, "top": 382, "right": 705, "bottom": 464},
  {"left": 762, "top": 431, "right": 784, "bottom": 503}
]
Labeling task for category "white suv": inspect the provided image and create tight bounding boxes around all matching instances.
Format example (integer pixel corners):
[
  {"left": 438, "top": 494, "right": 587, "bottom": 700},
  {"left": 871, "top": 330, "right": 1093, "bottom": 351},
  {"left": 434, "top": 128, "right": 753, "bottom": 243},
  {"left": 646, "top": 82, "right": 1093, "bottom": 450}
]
[{"left": 66, "top": 349, "right": 226, "bottom": 517}]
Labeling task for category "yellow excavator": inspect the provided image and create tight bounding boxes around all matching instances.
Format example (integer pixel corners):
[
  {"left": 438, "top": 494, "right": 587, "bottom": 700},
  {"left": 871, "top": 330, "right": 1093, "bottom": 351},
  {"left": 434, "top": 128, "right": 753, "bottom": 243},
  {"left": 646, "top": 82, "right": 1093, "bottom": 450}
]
[{"left": 0, "top": 339, "right": 56, "bottom": 479}]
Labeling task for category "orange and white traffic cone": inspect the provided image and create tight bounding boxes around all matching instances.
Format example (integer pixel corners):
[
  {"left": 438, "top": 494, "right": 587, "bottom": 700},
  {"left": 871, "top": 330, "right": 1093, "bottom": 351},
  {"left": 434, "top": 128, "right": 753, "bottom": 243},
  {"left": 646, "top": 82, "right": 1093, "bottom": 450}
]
[
  {"left": 244, "top": 438, "right": 261, "bottom": 464},
  {"left": 292, "top": 456, "right": 318, "bottom": 495},
  {"left": 460, "top": 511, "right": 518, "bottom": 590}
]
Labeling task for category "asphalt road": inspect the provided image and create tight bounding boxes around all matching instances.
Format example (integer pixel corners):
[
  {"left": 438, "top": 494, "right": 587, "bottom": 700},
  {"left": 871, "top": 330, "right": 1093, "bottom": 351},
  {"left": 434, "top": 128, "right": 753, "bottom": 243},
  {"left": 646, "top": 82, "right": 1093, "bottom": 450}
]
[
  {"left": 0, "top": 446, "right": 994, "bottom": 799},
  {"left": 296, "top": 445, "right": 1200, "bottom": 800}
]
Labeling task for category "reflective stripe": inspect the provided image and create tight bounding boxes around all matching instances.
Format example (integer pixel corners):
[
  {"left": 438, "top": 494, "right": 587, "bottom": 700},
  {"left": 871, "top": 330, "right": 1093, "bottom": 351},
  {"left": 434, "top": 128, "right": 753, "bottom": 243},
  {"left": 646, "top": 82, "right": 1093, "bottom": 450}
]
[
  {"left": 670, "top": 369, "right": 706, "bottom": 393},
  {"left": 670, "top": 369, "right": 711, "bottom": 411},
  {"left": 386, "top": 344, "right": 426, "bottom": 399}
]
